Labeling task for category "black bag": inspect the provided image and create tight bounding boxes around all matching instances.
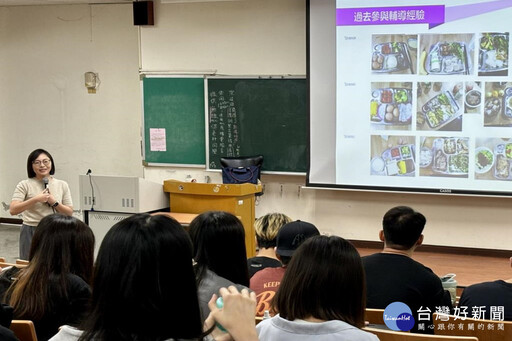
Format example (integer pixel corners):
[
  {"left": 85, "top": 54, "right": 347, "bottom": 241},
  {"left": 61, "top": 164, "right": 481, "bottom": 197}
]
[
  {"left": 220, "top": 155, "right": 263, "bottom": 185},
  {"left": 222, "top": 166, "right": 260, "bottom": 184}
]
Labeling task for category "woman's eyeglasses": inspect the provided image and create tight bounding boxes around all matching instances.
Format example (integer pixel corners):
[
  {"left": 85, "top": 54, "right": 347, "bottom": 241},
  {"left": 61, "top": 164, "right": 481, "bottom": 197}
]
[{"left": 33, "top": 159, "right": 51, "bottom": 166}]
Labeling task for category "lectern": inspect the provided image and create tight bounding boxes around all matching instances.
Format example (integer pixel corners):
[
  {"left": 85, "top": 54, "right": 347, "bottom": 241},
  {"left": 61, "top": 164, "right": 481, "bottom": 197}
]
[{"left": 163, "top": 180, "right": 262, "bottom": 257}]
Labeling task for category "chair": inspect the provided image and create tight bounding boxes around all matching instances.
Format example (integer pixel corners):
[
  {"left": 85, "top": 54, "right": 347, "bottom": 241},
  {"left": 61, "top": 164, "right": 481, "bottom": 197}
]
[
  {"left": 0, "top": 262, "right": 18, "bottom": 269},
  {"left": 16, "top": 259, "right": 29, "bottom": 266},
  {"left": 0, "top": 257, "right": 5, "bottom": 262},
  {"left": 366, "top": 308, "right": 385, "bottom": 325},
  {"left": 9, "top": 320, "right": 38, "bottom": 341},
  {"left": 434, "top": 313, "right": 512, "bottom": 341},
  {"left": 0, "top": 262, "right": 27, "bottom": 269},
  {"left": 364, "top": 327, "right": 478, "bottom": 341}
]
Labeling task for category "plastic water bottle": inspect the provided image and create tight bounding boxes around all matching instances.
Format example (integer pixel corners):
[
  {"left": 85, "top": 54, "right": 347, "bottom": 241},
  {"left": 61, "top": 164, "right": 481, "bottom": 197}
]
[
  {"left": 441, "top": 273, "right": 457, "bottom": 306},
  {"left": 216, "top": 297, "right": 227, "bottom": 332}
]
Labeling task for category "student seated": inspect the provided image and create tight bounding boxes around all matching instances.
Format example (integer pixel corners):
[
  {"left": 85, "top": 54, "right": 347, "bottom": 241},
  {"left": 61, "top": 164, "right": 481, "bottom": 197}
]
[
  {"left": 247, "top": 213, "right": 292, "bottom": 278},
  {"left": 256, "top": 235, "right": 378, "bottom": 341},
  {"left": 250, "top": 220, "right": 319, "bottom": 317},
  {"left": 52, "top": 213, "right": 203, "bottom": 340},
  {"left": 189, "top": 211, "right": 251, "bottom": 322},
  {"left": 362, "top": 206, "right": 452, "bottom": 333},
  {"left": 458, "top": 256, "right": 512, "bottom": 320},
  {"left": 3, "top": 214, "right": 94, "bottom": 341},
  {"left": 50, "top": 213, "right": 259, "bottom": 341}
]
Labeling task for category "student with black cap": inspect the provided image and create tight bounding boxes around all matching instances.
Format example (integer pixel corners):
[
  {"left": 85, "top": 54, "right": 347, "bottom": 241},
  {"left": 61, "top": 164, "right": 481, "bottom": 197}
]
[{"left": 250, "top": 220, "right": 320, "bottom": 317}]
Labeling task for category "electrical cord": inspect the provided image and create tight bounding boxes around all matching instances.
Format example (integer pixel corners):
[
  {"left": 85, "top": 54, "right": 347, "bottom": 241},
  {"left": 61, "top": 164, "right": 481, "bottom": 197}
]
[{"left": 86, "top": 169, "right": 95, "bottom": 211}]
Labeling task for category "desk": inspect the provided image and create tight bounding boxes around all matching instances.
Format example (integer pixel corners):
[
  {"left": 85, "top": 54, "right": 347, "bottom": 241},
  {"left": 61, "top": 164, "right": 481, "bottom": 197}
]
[{"left": 152, "top": 212, "right": 198, "bottom": 226}]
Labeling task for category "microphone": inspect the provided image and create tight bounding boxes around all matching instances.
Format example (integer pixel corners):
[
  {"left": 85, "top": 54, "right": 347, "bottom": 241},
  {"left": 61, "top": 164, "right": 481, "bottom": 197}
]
[{"left": 43, "top": 177, "right": 50, "bottom": 207}]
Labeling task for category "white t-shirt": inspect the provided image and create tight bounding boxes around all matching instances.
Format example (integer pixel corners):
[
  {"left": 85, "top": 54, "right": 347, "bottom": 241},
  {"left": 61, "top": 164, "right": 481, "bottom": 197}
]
[
  {"left": 48, "top": 325, "right": 82, "bottom": 341},
  {"left": 257, "top": 315, "right": 379, "bottom": 341}
]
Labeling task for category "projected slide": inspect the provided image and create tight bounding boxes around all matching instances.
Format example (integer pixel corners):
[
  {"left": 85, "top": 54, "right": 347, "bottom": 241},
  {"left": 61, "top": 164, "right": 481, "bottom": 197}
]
[{"left": 334, "top": 0, "right": 512, "bottom": 194}]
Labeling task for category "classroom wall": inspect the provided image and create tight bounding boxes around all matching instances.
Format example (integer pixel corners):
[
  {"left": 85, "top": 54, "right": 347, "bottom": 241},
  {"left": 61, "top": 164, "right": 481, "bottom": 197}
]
[
  {"left": 139, "top": 0, "right": 306, "bottom": 74},
  {"left": 1, "top": 1, "right": 510, "bottom": 251},
  {"left": 0, "top": 3, "right": 143, "bottom": 217}
]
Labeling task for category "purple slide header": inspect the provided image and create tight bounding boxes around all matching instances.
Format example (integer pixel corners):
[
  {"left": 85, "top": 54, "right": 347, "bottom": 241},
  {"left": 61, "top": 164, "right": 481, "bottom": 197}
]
[{"left": 337, "top": 5, "right": 445, "bottom": 27}]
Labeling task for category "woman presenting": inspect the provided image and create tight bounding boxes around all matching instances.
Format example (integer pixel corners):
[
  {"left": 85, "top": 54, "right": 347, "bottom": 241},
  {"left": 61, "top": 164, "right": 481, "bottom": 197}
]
[{"left": 10, "top": 149, "right": 73, "bottom": 260}]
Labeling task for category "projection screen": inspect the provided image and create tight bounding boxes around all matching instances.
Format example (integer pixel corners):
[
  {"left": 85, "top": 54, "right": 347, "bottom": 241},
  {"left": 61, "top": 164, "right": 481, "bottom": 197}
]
[{"left": 307, "top": 0, "right": 512, "bottom": 196}]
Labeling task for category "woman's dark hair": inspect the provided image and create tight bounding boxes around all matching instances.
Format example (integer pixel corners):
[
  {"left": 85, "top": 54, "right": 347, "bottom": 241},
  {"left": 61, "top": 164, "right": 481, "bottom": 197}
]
[
  {"left": 79, "top": 213, "right": 203, "bottom": 341},
  {"left": 26, "top": 149, "right": 55, "bottom": 178},
  {"left": 274, "top": 235, "right": 366, "bottom": 328},
  {"left": 7, "top": 214, "right": 94, "bottom": 320},
  {"left": 189, "top": 211, "right": 249, "bottom": 287}
]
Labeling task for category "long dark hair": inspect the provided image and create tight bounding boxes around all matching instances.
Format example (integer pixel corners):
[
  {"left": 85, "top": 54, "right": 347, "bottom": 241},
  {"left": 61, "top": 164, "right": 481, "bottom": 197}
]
[
  {"left": 26, "top": 148, "right": 55, "bottom": 178},
  {"left": 189, "top": 211, "right": 249, "bottom": 287},
  {"left": 7, "top": 214, "right": 94, "bottom": 320},
  {"left": 79, "top": 213, "right": 203, "bottom": 341},
  {"left": 274, "top": 235, "right": 366, "bottom": 328}
]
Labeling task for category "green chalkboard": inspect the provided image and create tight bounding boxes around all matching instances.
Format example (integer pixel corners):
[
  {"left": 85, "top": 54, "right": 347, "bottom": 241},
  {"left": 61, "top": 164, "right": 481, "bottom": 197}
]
[
  {"left": 207, "top": 78, "right": 307, "bottom": 173},
  {"left": 143, "top": 77, "right": 205, "bottom": 165}
]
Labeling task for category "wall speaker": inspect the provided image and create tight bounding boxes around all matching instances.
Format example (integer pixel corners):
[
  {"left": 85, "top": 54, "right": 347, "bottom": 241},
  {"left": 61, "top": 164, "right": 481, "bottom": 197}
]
[{"left": 133, "top": 1, "right": 154, "bottom": 26}]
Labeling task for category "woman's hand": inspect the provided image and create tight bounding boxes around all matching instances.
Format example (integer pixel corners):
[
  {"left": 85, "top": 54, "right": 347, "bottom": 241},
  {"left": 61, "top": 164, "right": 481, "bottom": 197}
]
[
  {"left": 10, "top": 189, "right": 50, "bottom": 215},
  {"left": 45, "top": 190, "right": 73, "bottom": 216},
  {"left": 35, "top": 189, "right": 51, "bottom": 203},
  {"left": 205, "top": 286, "right": 259, "bottom": 341},
  {"left": 47, "top": 192, "right": 58, "bottom": 206}
]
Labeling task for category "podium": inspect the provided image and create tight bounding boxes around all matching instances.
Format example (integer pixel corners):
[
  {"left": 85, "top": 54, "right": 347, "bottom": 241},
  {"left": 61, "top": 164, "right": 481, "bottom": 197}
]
[{"left": 163, "top": 180, "right": 262, "bottom": 257}]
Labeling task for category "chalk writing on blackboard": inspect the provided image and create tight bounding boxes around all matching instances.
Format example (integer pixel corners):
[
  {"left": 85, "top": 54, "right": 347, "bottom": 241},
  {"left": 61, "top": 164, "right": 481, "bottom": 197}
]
[
  {"left": 207, "top": 78, "right": 307, "bottom": 172},
  {"left": 208, "top": 89, "right": 241, "bottom": 168}
]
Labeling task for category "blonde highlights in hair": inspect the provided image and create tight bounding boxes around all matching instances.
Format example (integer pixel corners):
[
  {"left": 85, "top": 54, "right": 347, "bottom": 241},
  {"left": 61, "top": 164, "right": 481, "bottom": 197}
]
[{"left": 254, "top": 213, "right": 292, "bottom": 248}]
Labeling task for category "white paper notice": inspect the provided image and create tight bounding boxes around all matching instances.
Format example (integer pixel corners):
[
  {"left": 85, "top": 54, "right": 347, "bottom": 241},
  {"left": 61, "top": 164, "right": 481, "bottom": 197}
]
[{"left": 149, "top": 128, "right": 166, "bottom": 151}]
